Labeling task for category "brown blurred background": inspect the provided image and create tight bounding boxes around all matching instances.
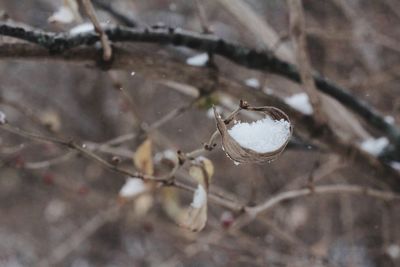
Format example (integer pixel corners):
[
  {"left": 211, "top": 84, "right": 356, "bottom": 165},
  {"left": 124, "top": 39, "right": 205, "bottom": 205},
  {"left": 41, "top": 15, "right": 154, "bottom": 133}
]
[{"left": 0, "top": 0, "right": 400, "bottom": 266}]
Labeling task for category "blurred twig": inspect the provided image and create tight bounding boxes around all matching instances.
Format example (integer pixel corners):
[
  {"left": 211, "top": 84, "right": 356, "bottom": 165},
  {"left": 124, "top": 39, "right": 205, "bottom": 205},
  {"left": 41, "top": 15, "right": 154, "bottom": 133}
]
[
  {"left": 37, "top": 204, "right": 121, "bottom": 267},
  {"left": 287, "top": 0, "right": 326, "bottom": 124},
  {"left": 92, "top": 0, "right": 138, "bottom": 27},
  {"left": 245, "top": 184, "right": 400, "bottom": 221},
  {"left": 80, "top": 0, "right": 112, "bottom": 61}
]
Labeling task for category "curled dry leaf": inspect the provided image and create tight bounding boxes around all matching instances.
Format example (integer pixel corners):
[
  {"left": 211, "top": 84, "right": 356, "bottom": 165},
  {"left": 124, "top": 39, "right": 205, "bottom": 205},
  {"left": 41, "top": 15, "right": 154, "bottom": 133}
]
[
  {"left": 214, "top": 105, "right": 292, "bottom": 164},
  {"left": 181, "top": 184, "right": 208, "bottom": 232},
  {"left": 134, "top": 138, "right": 154, "bottom": 175},
  {"left": 40, "top": 110, "right": 61, "bottom": 132},
  {"left": 118, "top": 138, "right": 155, "bottom": 216},
  {"left": 180, "top": 157, "right": 213, "bottom": 232}
]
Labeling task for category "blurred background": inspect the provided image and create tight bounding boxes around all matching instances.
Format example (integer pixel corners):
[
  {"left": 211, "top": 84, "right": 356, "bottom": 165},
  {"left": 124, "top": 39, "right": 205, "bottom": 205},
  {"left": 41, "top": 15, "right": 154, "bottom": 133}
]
[{"left": 0, "top": 0, "right": 400, "bottom": 266}]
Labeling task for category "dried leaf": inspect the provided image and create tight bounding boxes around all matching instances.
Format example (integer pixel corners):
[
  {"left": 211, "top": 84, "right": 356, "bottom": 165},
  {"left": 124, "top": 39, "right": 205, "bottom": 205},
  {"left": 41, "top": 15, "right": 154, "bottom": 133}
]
[
  {"left": 161, "top": 187, "right": 183, "bottom": 221},
  {"left": 133, "top": 194, "right": 154, "bottom": 218},
  {"left": 179, "top": 157, "right": 214, "bottom": 231},
  {"left": 119, "top": 139, "right": 155, "bottom": 217},
  {"left": 133, "top": 139, "right": 153, "bottom": 175},
  {"left": 189, "top": 156, "right": 214, "bottom": 186},
  {"left": 180, "top": 185, "right": 208, "bottom": 232},
  {"left": 40, "top": 110, "right": 61, "bottom": 132}
]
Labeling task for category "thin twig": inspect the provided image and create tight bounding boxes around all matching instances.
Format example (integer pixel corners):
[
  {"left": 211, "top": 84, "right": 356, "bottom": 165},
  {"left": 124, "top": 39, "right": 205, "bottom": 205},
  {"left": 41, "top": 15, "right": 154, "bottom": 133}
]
[
  {"left": 80, "top": 0, "right": 112, "bottom": 61},
  {"left": 0, "top": 122, "right": 245, "bottom": 212},
  {"left": 246, "top": 184, "right": 400, "bottom": 218},
  {"left": 195, "top": 0, "right": 212, "bottom": 34}
]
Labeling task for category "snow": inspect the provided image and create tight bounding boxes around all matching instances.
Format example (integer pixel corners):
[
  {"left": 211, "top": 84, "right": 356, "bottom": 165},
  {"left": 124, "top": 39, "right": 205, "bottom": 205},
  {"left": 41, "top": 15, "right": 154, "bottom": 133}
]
[
  {"left": 207, "top": 106, "right": 222, "bottom": 119},
  {"left": 154, "top": 149, "right": 177, "bottom": 163},
  {"left": 385, "top": 115, "right": 395, "bottom": 124},
  {"left": 264, "top": 87, "right": 274, "bottom": 95},
  {"left": 360, "top": 137, "right": 389, "bottom": 156},
  {"left": 284, "top": 93, "right": 313, "bottom": 115},
  {"left": 69, "top": 23, "right": 94, "bottom": 35},
  {"left": 44, "top": 199, "right": 67, "bottom": 223},
  {"left": 186, "top": 53, "right": 209, "bottom": 67},
  {"left": 191, "top": 185, "right": 207, "bottom": 208},
  {"left": 245, "top": 78, "right": 260, "bottom": 89},
  {"left": 387, "top": 244, "right": 400, "bottom": 259},
  {"left": 0, "top": 110, "right": 6, "bottom": 124},
  {"left": 119, "top": 178, "right": 146, "bottom": 198},
  {"left": 228, "top": 117, "right": 291, "bottom": 153},
  {"left": 390, "top": 161, "right": 400, "bottom": 171},
  {"left": 48, "top": 6, "right": 75, "bottom": 24}
]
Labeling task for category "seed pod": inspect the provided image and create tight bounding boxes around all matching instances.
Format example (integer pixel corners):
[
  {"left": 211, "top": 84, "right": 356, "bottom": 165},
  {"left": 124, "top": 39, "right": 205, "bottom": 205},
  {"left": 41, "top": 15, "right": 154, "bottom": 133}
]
[{"left": 214, "top": 105, "right": 292, "bottom": 164}]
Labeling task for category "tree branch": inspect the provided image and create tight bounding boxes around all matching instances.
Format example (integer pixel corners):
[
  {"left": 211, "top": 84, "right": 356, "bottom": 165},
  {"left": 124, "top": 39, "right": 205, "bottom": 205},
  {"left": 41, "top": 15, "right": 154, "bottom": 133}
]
[
  {"left": 1, "top": 41, "right": 399, "bottom": 190},
  {"left": 246, "top": 184, "right": 400, "bottom": 218},
  {"left": 0, "top": 22, "right": 398, "bottom": 149},
  {"left": 80, "top": 0, "right": 112, "bottom": 61}
]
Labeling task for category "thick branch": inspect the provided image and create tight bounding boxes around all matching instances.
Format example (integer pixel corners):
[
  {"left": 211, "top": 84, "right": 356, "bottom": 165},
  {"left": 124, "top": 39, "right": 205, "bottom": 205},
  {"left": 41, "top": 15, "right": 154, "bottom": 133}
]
[{"left": 0, "top": 22, "right": 399, "bottom": 148}]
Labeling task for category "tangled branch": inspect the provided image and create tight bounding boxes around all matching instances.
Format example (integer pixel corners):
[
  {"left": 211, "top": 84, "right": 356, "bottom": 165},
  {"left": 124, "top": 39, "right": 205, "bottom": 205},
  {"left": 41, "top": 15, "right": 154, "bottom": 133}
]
[{"left": 0, "top": 22, "right": 399, "bottom": 150}]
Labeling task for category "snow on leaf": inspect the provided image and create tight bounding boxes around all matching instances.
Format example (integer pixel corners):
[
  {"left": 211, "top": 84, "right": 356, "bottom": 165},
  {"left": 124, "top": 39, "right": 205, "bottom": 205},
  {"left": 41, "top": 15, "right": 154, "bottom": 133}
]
[
  {"left": 179, "top": 157, "right": 213, "bottom": 232},
  {"left": 228, "top": 117, "right": 291, "bottom": 153},
  {"left": 180, "top": 185, "right": 208, "bottom": 232},
  {"left": 284, "top": 92, "right": 313, "bottom": 115},
  {"left": 360, "top": 137, "right": 389, "bottom": 156},
  {"left": 191, "top": 184, "right": 207, "bottom": 208},
  {"left": 186, "top": 53, "right": 209, "bottom": 67},
  {"left": 119, "top": 178, "right": 147, "bottom": 198}
]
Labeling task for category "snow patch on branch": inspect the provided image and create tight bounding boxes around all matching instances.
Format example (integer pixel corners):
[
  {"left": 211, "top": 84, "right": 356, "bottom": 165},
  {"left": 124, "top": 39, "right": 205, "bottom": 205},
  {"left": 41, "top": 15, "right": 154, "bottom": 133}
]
[
  {"left": 284, "top": 93, "right": 313, "bottom": 115},
  {"left": 69, "top": 23, "right": 94, "bottom": 35},
  {"left": 228, "top": 117, "right": 291, "bottom": 153},
  {"left": 384, "top": 115, "right": 395, "bottom": 124},
  {"left": 186, "top": 53, "right": 209, "bottom": 67},
  {"left": 360, "top": 137, "right": 389, "bottom": 156},
  {"left": 244, "top": 78, "right": 260, "bottom": 89}
]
